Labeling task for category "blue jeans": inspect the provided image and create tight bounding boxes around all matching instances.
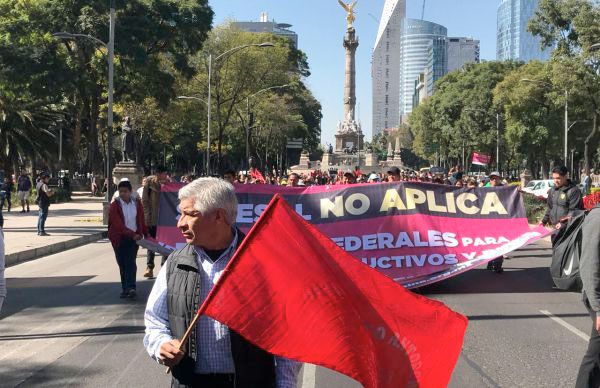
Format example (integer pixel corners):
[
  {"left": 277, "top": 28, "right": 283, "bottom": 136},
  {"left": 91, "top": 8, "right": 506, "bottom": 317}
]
[
  {"left": 37, "top": 205, "right": 49, "bottom": 234},
  {"left": 114, "top": 238, "right": 139, "bottom": 291}
]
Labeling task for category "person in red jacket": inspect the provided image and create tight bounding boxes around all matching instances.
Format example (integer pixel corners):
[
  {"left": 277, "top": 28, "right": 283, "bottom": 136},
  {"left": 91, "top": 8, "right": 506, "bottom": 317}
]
[{"left": 108, "top": 180, "right": 148, "bottom": 299}]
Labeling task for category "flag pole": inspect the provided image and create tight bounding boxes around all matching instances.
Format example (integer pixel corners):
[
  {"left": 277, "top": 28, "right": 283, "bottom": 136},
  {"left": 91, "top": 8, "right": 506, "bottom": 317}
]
[
  {"left": 165, "top": 194, "right": 284, "bottom": 374},
  {"left": 165, "top": 306, "right": 204, "bottom": 374}
]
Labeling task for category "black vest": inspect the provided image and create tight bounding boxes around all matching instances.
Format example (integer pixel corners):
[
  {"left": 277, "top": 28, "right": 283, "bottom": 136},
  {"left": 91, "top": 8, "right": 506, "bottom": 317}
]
[
  {"left": 166, "top": 231, "right": 276, "bottom": 388},
  {"left": 36, "top": 181, "right": 50, "bottom": 207}
]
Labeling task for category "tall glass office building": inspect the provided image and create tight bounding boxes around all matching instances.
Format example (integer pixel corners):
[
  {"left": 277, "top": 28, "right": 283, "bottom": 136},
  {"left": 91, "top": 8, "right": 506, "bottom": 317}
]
[
  {"left": 372, "top": 0, "right": 406, "bottom": 137},
  {"left": 497, "top": 0, "right": 552, "bottom": 61},
  {"left": 399, "top": 18, "right": 447, "bottom": 119}
]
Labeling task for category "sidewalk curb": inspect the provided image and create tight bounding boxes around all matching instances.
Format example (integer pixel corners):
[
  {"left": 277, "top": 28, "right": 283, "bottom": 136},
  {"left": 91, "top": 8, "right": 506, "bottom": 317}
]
[{"left": 6, "top": 231, "right": 108, "bottom": 267}]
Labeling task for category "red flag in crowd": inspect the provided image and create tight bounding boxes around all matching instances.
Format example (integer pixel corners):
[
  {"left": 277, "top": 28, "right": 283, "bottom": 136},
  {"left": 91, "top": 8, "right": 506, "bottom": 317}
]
[
  {"left": 249, "top": 167, "right": 266, "bottom": 183},
  {"left": 200, "top": 195, "right": 468, "bottom": 388}
]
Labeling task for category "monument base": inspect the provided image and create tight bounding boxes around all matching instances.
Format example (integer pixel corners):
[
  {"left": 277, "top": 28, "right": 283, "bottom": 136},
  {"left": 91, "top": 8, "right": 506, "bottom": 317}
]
[
  {"left": 113, "top": 161, "right": 144, "bottom": 192},
  {"left": 103, "top": 161, "right": 144, "bottom": 225},
  {"left": 298, "top": 151, "right": 311, "bottom": 169},
  {"left": 335, "top": 132, "right": 364, "bottom": 153},
  {"left": 365, "top": 152, "right": 379, "bottom": 167}
]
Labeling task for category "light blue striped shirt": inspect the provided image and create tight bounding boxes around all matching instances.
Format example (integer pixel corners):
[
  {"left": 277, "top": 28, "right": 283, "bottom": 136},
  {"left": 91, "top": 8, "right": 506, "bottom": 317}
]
[{"left": 143, "top": 231, "right": 300, "bottom": 387}]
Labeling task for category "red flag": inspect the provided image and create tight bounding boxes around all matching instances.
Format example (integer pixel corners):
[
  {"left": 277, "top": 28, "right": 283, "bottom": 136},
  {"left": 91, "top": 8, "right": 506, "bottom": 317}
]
[
  {"left": 200, "top": 195, "right": 468, "bottom": 388},
  {"left": 250, "top": 167, "right": 266, "bottom": 184}
]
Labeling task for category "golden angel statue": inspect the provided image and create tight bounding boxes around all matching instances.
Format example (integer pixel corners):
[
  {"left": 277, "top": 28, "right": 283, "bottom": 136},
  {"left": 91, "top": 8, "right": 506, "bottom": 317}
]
[{"left": 338, "top": 0, "right": 358, "bottom": 28}]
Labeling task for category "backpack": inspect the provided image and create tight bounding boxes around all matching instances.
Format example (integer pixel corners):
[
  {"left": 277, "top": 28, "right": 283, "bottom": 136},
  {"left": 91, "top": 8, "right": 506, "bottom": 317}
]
[{"left": 550, "top": 210, "right": 586, "bottom": 291}]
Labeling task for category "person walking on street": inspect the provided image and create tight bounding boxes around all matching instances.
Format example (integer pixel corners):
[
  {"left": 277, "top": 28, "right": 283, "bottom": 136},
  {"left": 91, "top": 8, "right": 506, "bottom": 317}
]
[
  {"left": 17, "top": 171, "right": 32, "bottom": 213},
  {"left": 575, "top": 203, "right": 600, "bottom": 388},
  {"left": 541, "top": 165, "right": 584, "bottom": 235},
  {"left": 108, "top": 180, "right": 148, "bottom": 299},
  {"left": 486, "top": 172, "right": 506, "bottom": 273},
  {"left": 581, "top": 169, "right": 591, "bottom": 197},
  {"left": 387, "top": 167, "right": 401, "bottom": 182},
  {"left": 137, "top": 177, "right": 147, "bottom": 200},
  {"left": 0, "top": 226, "right": 5, "bottom": 314},
  {"left": 143, "top": 178, "right": 300, "bottom": 387},
  {"left": 36, "top": 173, "right": 54, "bottom": 236},
  {"left": 287, "top": 173, "right": 300, "bottom": 187},
  {"left": 91, "top": 175, "right": 98, "bottom": 197},
  {"left": 142, "top": 166, "right": 169, "bottom": 278},
  {"left": 1, "top": 177, "right": 13, "bottom": 212}
]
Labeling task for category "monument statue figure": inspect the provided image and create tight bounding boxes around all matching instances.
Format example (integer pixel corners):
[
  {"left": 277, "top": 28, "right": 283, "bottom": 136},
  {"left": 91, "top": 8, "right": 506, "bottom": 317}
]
[
  {"left": 338, "top": 0, "right": 358, "bottom": 28},
  {"left": 120, "top": 116, "right": 136, "bottom": 162}
]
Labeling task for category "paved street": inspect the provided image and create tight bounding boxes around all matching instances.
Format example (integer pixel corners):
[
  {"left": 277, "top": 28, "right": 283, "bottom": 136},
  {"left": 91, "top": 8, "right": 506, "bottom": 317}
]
[
  {"left": 2, "top": 193, "right": 104, "bottom": 265},
  {"left": 0, "top": 238, "right": 591, "bottom": 387}
]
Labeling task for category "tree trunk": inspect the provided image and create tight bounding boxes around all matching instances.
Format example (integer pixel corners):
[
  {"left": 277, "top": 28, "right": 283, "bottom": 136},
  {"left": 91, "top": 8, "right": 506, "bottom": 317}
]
[
  {"left": 584, "top": 113, "right": 598, "bottom": 175},
  {"left": 74, "top": 102, "right": 82, "bottom": 156},
  {"left": 88, "top": 92, "right": 101, "bottom": 174}
]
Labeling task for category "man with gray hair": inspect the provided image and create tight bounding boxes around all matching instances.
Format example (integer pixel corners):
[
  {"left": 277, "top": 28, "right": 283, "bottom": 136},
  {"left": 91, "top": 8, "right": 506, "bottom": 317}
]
[{"left": 144, "top": 177, "right": 300, "bottom": 387}]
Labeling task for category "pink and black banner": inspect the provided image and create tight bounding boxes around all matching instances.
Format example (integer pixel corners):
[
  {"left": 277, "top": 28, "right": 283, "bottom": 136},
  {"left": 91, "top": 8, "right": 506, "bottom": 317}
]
[
  {"left": 472, "top": 152, "right": 491, "bottom": 166},
  {"left": 157, "top": 182, "right": 551, "bottom": 288}
]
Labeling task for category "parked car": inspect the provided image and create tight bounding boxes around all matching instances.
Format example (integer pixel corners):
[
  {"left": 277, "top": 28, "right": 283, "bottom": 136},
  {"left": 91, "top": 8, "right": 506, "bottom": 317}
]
[{"left": 522, "top": 180, "right": 555, "bottom": 198}]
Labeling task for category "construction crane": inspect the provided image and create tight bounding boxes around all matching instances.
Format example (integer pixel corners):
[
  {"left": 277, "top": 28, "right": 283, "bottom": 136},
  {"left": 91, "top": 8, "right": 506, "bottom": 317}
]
[{"left": 421, "top": 0, "right": 426, "bottom": 20}]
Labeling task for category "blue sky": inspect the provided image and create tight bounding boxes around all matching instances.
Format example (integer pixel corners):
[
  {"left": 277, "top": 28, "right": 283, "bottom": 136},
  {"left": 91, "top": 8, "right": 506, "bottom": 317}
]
[{"left": 210, "top": 0, "right": 499, "bottom": 144}]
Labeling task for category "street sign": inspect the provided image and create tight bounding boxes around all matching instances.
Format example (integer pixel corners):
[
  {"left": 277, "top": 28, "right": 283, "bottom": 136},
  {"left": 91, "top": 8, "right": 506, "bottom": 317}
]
[{"left": 286, "top": 138, "right": 303, "bottom": 149}]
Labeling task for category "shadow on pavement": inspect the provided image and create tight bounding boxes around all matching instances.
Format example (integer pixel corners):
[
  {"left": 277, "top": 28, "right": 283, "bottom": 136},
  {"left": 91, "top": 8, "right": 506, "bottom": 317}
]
[
  {"left": 421, "top": 266, "right": 558, "bottom": 294},
  {"left": 0, "top": 276, "right": 155, "bottom": 320},
  {"left": 467, "top": 312, "right": 588, "bottom": 321},
  {"left": 1, "top": 363, "right": 102, "bottom": 388},
  {"left": 0, "top": 325, "right": 145, "bottom": 341},
  {"left": 4, "top": 225, "right": 106, "bottom": 234}
]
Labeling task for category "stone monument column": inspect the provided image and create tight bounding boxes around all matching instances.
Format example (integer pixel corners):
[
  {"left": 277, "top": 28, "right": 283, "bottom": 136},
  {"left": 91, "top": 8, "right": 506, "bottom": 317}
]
[
  {"left": 333, "top": 1, "right": 363, "bottom": 155},
  {"left": 343, "top": 27, "right": 359, "bottom": 122}
]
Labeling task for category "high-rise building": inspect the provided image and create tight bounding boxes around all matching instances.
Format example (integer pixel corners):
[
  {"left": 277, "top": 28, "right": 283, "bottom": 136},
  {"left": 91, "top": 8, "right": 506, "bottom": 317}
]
[
  {"left": 399, "top": 19, "right": 447, "bottom": 120},
  {"left": 497, "top": 0, "right": 552, "bottom": 61},
  {"left": 372, "top": 0, "right": 406, "bottom": 137},
  {"left": 232, "top": 12, "right": 298, "bottom": 48},
  {"left": 426, "top": 36, "right": 448, "bottom": 96},
  {"left": 412, "top": 69, "right": 429, "bottom": 109},
  {"left": 447, "top": 37, "right": 480, "bottom": 72}
]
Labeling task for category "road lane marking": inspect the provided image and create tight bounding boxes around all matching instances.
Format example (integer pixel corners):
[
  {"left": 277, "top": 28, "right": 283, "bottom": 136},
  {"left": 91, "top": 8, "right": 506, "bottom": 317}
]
[
  {"left": 301, "top": 363, "right": 317, "bottom": 388},
  {"left": 540, "top": 310, "right": 590, "bottom": 341}
]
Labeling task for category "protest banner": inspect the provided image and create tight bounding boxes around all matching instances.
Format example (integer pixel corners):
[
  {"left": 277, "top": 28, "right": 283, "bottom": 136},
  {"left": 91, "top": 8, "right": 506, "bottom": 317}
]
[
  {"left": 157, "top": 182, "right": 551, "bottom": 288},
  {"left": 472, "top": 152, "right": 491, "bottom": 166}
]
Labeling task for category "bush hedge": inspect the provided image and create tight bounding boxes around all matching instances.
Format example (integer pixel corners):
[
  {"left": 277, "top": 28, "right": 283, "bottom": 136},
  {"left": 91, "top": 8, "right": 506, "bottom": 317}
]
[
  {"left": 522, "top": 192, "right": 546, "bottom": 224},
  {"left": 8, "top": 187, "right": 71, "bottom": 206}
]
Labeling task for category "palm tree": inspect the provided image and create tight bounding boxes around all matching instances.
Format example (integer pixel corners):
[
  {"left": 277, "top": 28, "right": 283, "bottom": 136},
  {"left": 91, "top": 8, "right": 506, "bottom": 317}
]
[{"left": 0, "top": 92, "right": 65, "bottom": 173}]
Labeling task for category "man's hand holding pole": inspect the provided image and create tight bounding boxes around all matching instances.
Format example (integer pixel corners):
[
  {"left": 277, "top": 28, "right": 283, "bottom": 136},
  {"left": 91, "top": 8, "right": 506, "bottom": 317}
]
[{"left": 159, "top": 339, "right": 185, "bottom": 367}]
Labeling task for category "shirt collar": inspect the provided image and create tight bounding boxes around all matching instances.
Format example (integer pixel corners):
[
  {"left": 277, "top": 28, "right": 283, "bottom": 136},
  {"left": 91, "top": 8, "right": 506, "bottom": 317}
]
[
  {"left": 118, "top": 197, "right": 133, "bottom": 206},
  {"left": 194, "top": 228, "right": 238, "bottom": 264}
]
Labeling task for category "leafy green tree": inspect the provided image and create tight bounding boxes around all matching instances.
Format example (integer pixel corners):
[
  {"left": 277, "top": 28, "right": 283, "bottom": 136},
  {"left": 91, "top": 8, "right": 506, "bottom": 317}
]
[
  {"left": 181, "top": 24, "right": 321, "bottom": 172},
  {"left": 0, "top": 0, "right": 213, "bottom": 173},
  {"left": 409, "top": 61, "right": 521, "bottom": 169},
  {"left": 529, "top": 0, "right": 600, "bottom": 173},
  {"left": 529, "top": 0, "right": 600, "bottom": 57},
  {"left": 493, "top": 61, "right": 563, "bottom": 177}
]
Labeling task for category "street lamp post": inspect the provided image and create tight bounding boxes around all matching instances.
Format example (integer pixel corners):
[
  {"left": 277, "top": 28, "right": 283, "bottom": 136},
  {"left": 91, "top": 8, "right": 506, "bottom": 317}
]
[
  {"left": 520, "top": 78, "right": 569, "bottom": 166},
  {"left": 107, "top": 0, "right": 115, "bottom": 200},
  {"left": 206, "top": 42, "right": 274, "bottom": 175},
  {"left": 464, "top": 108, "right": 501, "bottom": 171},
  {"left": 244, "top": 84, "right": 290, "bottom": 169},
  {"left": 52, "top": 0, "right": 116, "bottom": 203}
]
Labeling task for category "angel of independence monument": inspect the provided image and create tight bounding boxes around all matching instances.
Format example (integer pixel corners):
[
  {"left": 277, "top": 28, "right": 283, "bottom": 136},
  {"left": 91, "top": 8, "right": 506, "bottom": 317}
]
[{"left": 293, "top": 1, "right": 380, "bottom": 173}]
